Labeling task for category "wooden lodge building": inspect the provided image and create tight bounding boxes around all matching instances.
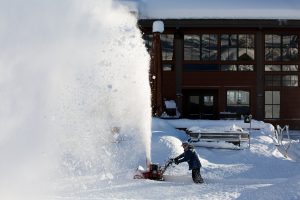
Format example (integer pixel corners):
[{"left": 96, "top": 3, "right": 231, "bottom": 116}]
[{"left": 123, "top": 0, "right": 300, "bottom": 129}]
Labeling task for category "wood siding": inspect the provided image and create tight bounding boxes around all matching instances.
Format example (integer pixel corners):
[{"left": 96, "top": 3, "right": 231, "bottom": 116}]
[{"left": 140, "top": 19, "right": 300, "bottom": 129}]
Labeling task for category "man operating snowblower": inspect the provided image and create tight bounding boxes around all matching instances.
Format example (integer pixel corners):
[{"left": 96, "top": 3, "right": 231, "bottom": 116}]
[{"left": 174, "top": 141, "right": 204, "bottom": 184}]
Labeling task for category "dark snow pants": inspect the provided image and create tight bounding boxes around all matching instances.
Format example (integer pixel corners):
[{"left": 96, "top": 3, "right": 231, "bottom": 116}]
[{"left": 192, "top": 168, "right": 203, "bottom": 184}]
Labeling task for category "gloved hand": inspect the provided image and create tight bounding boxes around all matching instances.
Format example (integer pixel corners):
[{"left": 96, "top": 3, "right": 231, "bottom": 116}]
[{"left": 174, "top": 158, "right": 179, "bottom": 165}]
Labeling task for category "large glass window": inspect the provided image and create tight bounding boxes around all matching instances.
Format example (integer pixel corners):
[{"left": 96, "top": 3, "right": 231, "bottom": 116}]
[
  {"left": 282, "top": 65, "right": 298, "bottom": 71},
  {"left": 221, "top": 64, "right": 254, "bottom": 71},
  {"left": 282, "top": 75, "right": 298, "bottom": 86},
  {"left": 227, "top": 90, "right": 250, "bottom": 106},
  {"left": 221, "top": 34, "right": 255, "bottom": 61},
  {"left": 221, "top": 34, "right": 238, "bottom": 60},
  {"left": 221, "top": 65, "right": 237, "bottom": 71},
  {"left": 265, "top": 91, "right": 280, "bottom": 118},
  {"left": 226, "top": 90, "right": 250, "bottom": 115},
  {"left": 239, "top": 65, "right": 254, "bottom": 71},
  {"left": 184, "top": 34, "right": 217, "bottom": 60},
  {"left": 238, "top": 34, "right": 255, "bottom": 60},
  {"left": 264, "top": 65, "right": 299, "bottom": 87},
  {"left": 282, "top": 35, "right": 298, "bottom": 61},
  {"left": 265, "top": 75, "right": 281, "bottom": 87},
  {"left": 202, "top": 34, "right": 218, "bottom": 60},
  {"left": 203, "top": 96, "right": 214, "bottom": 106},
  {"left": 184, "top": 35, "right": 201, "bottom": 60},
  {"left": 265, "top": 34, "right": 281, "bottom": 61},
  {"left": 183, "top": 33, "right": 255, "bottom": 71},
  {"left": 189, "top": 96, "right": 200, "bottom": 115},
  {"left": 265, "top": 34, "right": 298, "bottom": 61},
  {"left": 265, "top": 65, "right": 281, "bottom": 71},
  {"left": 265, "top": 64, "right": 299, "bottom": 71},
  {"left": 161, "top": 34, "right": 174, "bottom": 60}
]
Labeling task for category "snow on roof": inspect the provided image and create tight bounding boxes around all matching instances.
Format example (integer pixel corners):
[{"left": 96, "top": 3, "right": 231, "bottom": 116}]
[{"left": 118, "top": 0, "right": 300, "bottom": 20}]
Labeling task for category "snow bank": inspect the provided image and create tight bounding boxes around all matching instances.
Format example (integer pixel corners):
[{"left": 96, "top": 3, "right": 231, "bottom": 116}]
[{"left": 152, "top": 118, "right": 189, "bottom": 141}]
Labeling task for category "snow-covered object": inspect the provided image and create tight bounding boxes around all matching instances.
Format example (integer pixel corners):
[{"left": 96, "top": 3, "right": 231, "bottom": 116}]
[
  {"left": 188, "top": 124, "right": 245, "bottom": 133},
  {"left": 152, "top": 20, "right": 164, "bottom": 33},
  {"left": 165, "top": 100, "right": 176, "bottom": 109}
]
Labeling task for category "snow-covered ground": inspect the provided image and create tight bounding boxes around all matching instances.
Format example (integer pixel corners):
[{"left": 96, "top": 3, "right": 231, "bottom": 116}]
[{"left": 49, "top": 118, "right": 300, "bottom": 200}]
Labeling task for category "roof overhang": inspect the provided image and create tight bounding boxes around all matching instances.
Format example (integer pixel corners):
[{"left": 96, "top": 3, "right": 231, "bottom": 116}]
[{"left": 138, "top": 19, "right": 300, "bottom": 29}]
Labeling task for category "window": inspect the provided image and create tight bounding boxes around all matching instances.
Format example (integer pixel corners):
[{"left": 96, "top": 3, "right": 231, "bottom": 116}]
[
  {"left": 238, "top": 34, "right": 255, "bottom": 61},
  {"left": 184, "top": 34, "right": 218, "bottom": 61},
  {"left": 189, "top": 96, "right": 200, "bottom": 115},
  {"left": 226, "top": 90, "right": 250, "bottom": 115},
  {"left": 264, "top": 65, "right": 299, "bottom": 87},
  {"left": 221, "top": 65, "right": 237, "bottom": 71},
  {"left": 282, "top": 65, "right": 298, "bottom": 71},
  {"left": 184, "top": 33, "right": 255, "bottom": 71},
  {"left": 282, "top": 75, "right": 298, "bottom": 86},
  {"left": 239, "top": 65, "right": 254, "bottom": 71},
  {"left": 265, "top": 91, "right": 280, "bottom": 118},
  {"left": 265, "top": 75, "right": 299, "bottom": 87},
  {"left": 143, "top": 34, "right": 152, "bottom": 52},
  {"left": 265, "top": 65, "right": 281, "bottom": 71},
  {"left": 227, "top": 90, "right": 250, "bottom": 106},
  {"left": 162, "top": 64, "right": 172, "bottom": 71},
  {"left": 265, "top": 34, "right": 281, "bottom": 61},
  {"left": 282, "top": 35, "right": 298, "bottom": 61},
  {"left": 184, "top": 35, "right": 201, "bottom": 60},
  {"left": 265, "top": 34, "right": 298, "bottom": 61},
  {"left": 204, "top": 96, "right": 214, "bottom": 106},
  {"left": 161, "top": 34, "right": 174, "bottom": 61},
  {"left": 202, "top": 34, "right": 218, "bottom": 60},
  {"left": 265, "top": 65, "right": 299, "bottom": 71},
  {"left": 221, "top": 65, "right": 254, "bottom": 71},
  {"left": 221, "top": 34, "right": 238, "bottom": 60},
  {"left": 265, "top": 75, "right": 281, "bottom": 87},
  {"left": 221, "top": 34, "right": 255, "bottom": 61}
]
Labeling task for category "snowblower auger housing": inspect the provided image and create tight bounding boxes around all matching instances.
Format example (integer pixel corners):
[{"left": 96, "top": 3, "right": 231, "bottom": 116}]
[{"left": 134, "top": 159, "right": 174, "bottom": 181}]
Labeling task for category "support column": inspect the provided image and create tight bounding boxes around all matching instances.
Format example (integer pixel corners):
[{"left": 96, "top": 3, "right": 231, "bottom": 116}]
[
  {"left": 174, "top": 30, "right": 184, "bottom": 114},
  {"left": 256, "top": 30, "right": 264, "bottom": 120},
  {"left": 150, "top": 21, "right": 164, "bottom": 116}
]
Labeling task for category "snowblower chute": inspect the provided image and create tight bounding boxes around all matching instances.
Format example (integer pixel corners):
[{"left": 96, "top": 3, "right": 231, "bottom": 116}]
[{"left": 134, "top": 159, "right": 174, "bottom": 181}]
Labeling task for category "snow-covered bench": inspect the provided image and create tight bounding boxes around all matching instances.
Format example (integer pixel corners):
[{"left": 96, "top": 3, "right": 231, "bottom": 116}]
[
  {"left": 161, "top": 100, "right": 180, "bottom": 118},
  {"left": 187, "top": 126, "right": 250, "bottom": 147}
]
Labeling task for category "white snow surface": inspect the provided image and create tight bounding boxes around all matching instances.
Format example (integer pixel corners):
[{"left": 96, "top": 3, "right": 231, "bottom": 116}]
[
  {"left": 48, "top": 118, "right": 300, "bottom": 200},
  {"left": 119, "top": 0, "right": 300, "bottom": 19},
  {"left": 152, "top": 20, "right": 164, "bottom": 33}
]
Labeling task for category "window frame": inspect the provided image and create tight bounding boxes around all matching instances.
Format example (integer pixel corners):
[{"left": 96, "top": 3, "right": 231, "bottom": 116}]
[
  {"left": 226, "top": 90, "right": 251, "bottom": 115},
  {"left": 183, "top": 32, "right": 256, "bottom": 72},
  {"left": 264, "top": 91, "right": 280, "bottom": 119}
]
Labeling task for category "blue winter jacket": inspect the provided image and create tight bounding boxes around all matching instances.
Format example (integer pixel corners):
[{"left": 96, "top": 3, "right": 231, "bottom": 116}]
[{"left": 176, "top": 146, "right": 201, "bottom": 170}]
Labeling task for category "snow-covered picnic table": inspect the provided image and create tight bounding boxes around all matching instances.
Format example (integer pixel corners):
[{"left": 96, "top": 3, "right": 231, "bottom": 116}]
[{"left": 187, "top": 125, "right": 250, "bottom": 147}]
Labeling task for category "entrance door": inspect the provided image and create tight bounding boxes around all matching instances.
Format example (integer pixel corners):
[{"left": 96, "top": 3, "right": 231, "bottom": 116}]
[{"left": 183, "top": 90, "right": 218, "bottom": 119}]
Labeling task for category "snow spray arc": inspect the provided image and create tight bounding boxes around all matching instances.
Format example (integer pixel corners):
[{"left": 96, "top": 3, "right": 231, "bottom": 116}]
[{"left": 0, "top": 0, "right": 151, "bottom": 198}]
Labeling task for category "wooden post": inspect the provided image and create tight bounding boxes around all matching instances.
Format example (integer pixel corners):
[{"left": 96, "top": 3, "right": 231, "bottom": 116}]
[{"left": 150, "top": 21, "right": 164, "bottom": 116}]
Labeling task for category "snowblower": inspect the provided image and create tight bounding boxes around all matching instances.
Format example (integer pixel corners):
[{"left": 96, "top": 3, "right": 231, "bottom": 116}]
[{"left": 134, "top": 158, "right": 174, "bottom": 181}]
